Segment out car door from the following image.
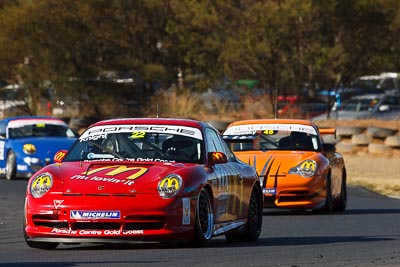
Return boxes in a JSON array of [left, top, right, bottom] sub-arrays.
[[204, 127, 245, 222]]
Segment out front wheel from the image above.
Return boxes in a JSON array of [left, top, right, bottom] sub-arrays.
[[6, 151, 16, 180], [192, 188, 213, 246], [226, 186, 263, 242]]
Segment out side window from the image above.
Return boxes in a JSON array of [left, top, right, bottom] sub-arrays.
[[380, 79, 395, 90], [382, 97, 400, 107], [205, 128, 224, 152], [0, 121, 6, 138], [205, 128, 235, 160]]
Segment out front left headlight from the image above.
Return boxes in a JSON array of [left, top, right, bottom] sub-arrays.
[[23, 143, 37, 154], [157, 174, 182, 198], [288, 159, 317, 178], [30, 173, 53, 198]]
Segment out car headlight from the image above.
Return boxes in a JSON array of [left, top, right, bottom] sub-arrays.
[[157, 174, 182, 198], [30, 173, 53, 198], [23, 143, 37, 154], [288, 159, 317, 178]]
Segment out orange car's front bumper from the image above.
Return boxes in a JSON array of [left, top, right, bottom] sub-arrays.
[[262, 174, 327, 209]]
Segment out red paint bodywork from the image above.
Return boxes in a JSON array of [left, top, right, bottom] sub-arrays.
[[24, 118, 260, 245]]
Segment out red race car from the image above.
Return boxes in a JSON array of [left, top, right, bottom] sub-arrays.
[[24, 118, 262, 249]]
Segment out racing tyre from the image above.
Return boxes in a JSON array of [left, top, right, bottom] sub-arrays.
[[192, 188, 213, 246], [6, 151, 16, 180], [334, 172, 347, 212], [225, 186, 262, 242]]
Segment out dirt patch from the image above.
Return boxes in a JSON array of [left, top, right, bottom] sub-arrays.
[[344, 154, 400, 197]]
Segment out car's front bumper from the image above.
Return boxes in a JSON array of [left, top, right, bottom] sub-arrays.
[[24, 193, 197, 243], [262, 174, 327, 209]]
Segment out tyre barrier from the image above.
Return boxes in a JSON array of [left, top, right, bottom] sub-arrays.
[[335, 142, 354, 154], [366, 126, 398, 139], [384, 136, 400, 148], [336, 126, 366, 138], [350, 134, 372, 146], [368, 143, 393, 155], [333, 125, 400, 157]]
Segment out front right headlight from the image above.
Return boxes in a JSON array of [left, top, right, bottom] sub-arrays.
[[23, 143, 36, 154], [288, 159, 317, 178], [157, 174, 182, 198], [30, 173, 53, 198]]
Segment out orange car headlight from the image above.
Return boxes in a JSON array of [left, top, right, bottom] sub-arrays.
[[23, 143, 37, 154], [288, 159, 317, 178]]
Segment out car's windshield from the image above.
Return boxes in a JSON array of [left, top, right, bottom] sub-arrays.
[[8, 119, 76, 138], [223, 124, 320, 152], [350, 78, 381, 90], [64, 124, 204, 164], [341, 97, 380, 112]]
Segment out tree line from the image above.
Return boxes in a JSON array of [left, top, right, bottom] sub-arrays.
[[0, 0, 399, 118]]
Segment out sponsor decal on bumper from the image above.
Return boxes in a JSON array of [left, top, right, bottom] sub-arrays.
[[51, 228, 144, 235], [70, 210, 121, 220], [263, 188, 276, 195]]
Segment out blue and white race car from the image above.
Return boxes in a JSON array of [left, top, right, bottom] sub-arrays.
[[0, 116, 77, 180]]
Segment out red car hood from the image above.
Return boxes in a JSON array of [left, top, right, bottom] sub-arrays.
[[235, 150, 316, 175], [56, 161, 189, 195]]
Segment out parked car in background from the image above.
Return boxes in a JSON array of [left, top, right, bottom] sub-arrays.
[[223, 119, 347, 213], [313, 93, 400, 121], [351, 72, 400, 93], [23, 118, 263, 249], [316, 72, 400, 111], [0, 116, 77, 180], [0, 84, 29, 118]]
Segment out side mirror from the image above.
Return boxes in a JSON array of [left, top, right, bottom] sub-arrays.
[[323, 143, 336, 153], [207, 152, 228, 166], [54, 150, 68, 163]]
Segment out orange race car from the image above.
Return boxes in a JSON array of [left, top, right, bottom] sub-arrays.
[[223, 119, 347, 213]]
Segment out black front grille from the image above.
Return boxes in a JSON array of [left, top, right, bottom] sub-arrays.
[[32, 214, 68, 228], [278, 195, 311, 202], [34, 221, 69, 228], [264, 196, 276, 203]]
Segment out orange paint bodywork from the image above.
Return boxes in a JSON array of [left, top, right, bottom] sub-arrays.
[[223, 119, 346, 211]]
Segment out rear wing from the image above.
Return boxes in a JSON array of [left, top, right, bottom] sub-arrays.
[[319, 128, 336, 137], [318, 128, 338, 144]]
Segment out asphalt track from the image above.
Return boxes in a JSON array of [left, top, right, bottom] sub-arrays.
[[1, 179, 400, 267]]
